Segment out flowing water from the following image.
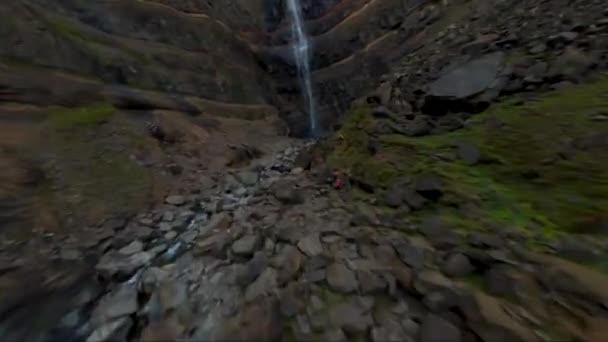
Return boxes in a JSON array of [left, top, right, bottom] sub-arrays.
[[285, 0, 318, 136]]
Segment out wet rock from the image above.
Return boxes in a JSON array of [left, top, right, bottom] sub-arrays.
[[245, 267, 278, 302], [96, 250, 153, 279], [414, 271, 453, 295], [141, 267, 172, 294], [297, 233, 323, 257], [273, 245, 304, 284], [329, 300, 374, 334], [165, 195, 186, 206], [118, 240, 144, 255], [92, 283, 138, 324], [140, 320, 181, 342], [162, 211, 175, 222], [384, 188, 404, 208], [423, 289, 460, 312], [280, 282, 308, 318], [232, 234, 261, 257], [357, 270, 387, 294], [323, 328, 347, 342], [157, 281, 188, 312], [351, 203, 380, 226], [272, 180, 303, 204], [404, 115, 433, 136], [413, 174, 443, 200], [403, 189, 428, 210], [418, 314, 462, 342], [194, 232, 230, 257], [164, 231, 178, 240], [457, 142, 481, 165], [401, 318, 420, 336], [372, 320, 412, 342], [326, 262, 358, 293], [441, 253, 474, 277], [548, 47, 597, 82], [237, 171, 259, 187], [86, 317, 132, 342], [547, 31, 579, 46], [218, 299, 282, 341], [423, 52, 505, 115], [395, 242, 427, 269]]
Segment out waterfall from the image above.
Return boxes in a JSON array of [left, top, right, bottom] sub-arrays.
[[285, 0, 318, 136]]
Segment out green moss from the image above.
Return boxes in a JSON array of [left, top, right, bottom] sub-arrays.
[[330, 76, 608, 237], [36, 104, 159, 228], [46, 16, 149, 63], [49, 103, 115, 129]]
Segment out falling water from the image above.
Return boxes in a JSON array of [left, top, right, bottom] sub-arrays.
[[285, 0, 318, 136]]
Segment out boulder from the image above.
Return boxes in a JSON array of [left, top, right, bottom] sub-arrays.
[[326, 263, 358, 293], [232, 234, 262, 257], [297, 233, 323, 257], [441, 253, 474, 277], [423, 52, 506, 115], [329, 300, 374, 334], [417, 314, 462, 342]]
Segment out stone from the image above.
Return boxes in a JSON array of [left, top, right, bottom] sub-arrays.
[[403, 189, 428, 210], [157, 281, 187, 312], [351, 203, 380, 226], [297, 233, 323, 257], [165, 195, 186, 206], [357, 270, 387, 294], [323, 328, 347, 342], [547, 31, 579, 46], [423, 290, 459, 312], [217, 299, 282, 341], [395, 242, 426, 269], [418, 314, 462, 342], [236, 252, 269, 286], [404, 116, 432, 137], [329, 300, 374, 334], [118, 240, 144, 255], [524, 62, 548, 84], [164, 231, 178, 240], [548, 47, 597, 82], [372, 320, 411, 342], [414, 271, 453, 295], [238, 171, 259, 187], [162, 211, 175, 222], [87, 317, 132, 342], [384, 188, 404, 208], [92, 283, 138, 324], [96, 251, 153, 279], [194, 232, 230, 257], [200, 212, 232, 235], [401, 318, 420, 336], [326, 263, 358, 293], [232, 234, 261, 256], [245, 267, 278, 302], [391, 260, 414, 290], [424, 52, 505, 114], [484, 265, 518, 297], [280, 283, 308, 317], [441, 253, 474, 277], [274, 245, 304, 284], [529, 43, 547, 54], [457, 142, 481, 165], [413, 174, 443, 200], [272, 180, 303, 204]]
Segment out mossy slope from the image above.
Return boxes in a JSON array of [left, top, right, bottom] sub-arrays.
[[328, 77, 608, 236]]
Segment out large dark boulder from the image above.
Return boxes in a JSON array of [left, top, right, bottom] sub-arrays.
[[422, 52, 508, 115]]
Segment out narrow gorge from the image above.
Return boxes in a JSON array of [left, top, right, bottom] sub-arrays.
[[1, 0, 608, 341]]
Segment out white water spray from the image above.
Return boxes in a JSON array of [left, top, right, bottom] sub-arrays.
[[285, 0, 318, 136]]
